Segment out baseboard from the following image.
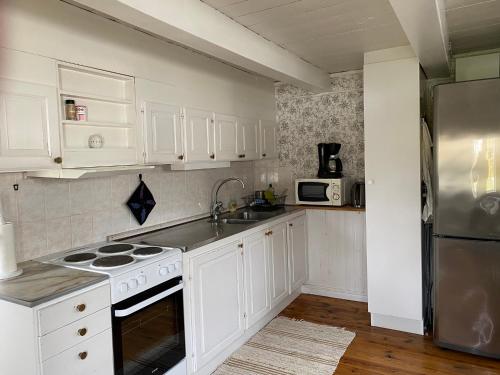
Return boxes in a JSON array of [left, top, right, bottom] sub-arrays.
[[193, 289, 302, 375], [371, 313, 424, 335], [301, 284, 368, 303]]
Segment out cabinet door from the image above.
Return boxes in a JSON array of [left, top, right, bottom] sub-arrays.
[[260, 120, 278, 159], [191, 241, 245, 370], [0, 78, 60, 170], [268, 222, 288, 308], [288, 215, 307, 292], [184, 107, 214, 162], [143, 102, 183, 164], [243, 231, 270, 328], [214, 113, 238, 161], [238, 118, 259, 160]]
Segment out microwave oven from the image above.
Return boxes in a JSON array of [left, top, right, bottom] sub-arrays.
[[295, 178, 351, 206]]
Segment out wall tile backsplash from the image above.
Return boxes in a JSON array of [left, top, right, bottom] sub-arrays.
[[1, 162, 254, 262], [256, 70, 365, 203]]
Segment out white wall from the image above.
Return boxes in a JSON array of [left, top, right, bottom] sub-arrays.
[[363, 46, 423, 334]]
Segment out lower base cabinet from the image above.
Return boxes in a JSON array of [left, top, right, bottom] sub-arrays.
[[185, 212, 307, 374], [268, 222, 289, 309], [190, 241, 245, 370], [244, 231, 270, 328], [305, 209, 367, 301]]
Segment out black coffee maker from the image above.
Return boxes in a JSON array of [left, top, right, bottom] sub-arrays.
[[317, 143, 343, 178]]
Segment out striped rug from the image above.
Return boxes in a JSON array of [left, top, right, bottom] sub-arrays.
[[213, 317, 355, 375]]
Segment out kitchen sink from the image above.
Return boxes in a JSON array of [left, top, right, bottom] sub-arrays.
[[220, 210, 277, 224]]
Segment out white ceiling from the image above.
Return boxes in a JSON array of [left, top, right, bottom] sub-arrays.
[[445, 0, 500, 53], [201, 0, 409, 73]]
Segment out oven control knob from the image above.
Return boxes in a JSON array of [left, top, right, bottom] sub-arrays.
[[159, 267, 168, 276], [168, 264, 175, 273], [120, 282, 128, 293], [128, 278, 138, 289], [174, 261, 181, 270], [138, 275, 147, 285]]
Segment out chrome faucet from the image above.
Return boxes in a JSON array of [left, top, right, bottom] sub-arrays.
[[210, 177, 245, 222]]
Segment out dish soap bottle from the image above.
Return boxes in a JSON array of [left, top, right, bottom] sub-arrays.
[[264, 184, 275, 203]]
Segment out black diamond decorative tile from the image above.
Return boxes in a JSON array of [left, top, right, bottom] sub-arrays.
[[127, 176, 156, 225]]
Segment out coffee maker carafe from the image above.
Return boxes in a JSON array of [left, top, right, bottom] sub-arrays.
[[317, 143, 343, 178]]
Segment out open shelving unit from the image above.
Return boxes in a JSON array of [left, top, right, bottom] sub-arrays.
[[57, 62, 138, 168]]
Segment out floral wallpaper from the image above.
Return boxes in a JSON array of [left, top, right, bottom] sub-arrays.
[[254, 70, 365, 203], [276, 70, 364, 180]]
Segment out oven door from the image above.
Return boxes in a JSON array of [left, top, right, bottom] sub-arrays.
[[112, 276, 185, 375], [296, 181, 332, 205]]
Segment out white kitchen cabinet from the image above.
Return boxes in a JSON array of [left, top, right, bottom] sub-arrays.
[[287, 214, 307, 292], [0, 281, 112, 375], [243, 230, 270, 328], [237, 118, 260, 160], [260, 120, 278, 159], [184, 107, 215, 162], [304, 209, 367, 302], [57, 62, 138, 168], [143, 102, 184, 163], [214, 113, 238, 161], [190, 241, 245, 371], [0, 78, 61, 171], [268, 222, 288, 308], [135, 78, 184, 164]]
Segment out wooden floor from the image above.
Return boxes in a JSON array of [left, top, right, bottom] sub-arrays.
[[279, 294, 500, 375]]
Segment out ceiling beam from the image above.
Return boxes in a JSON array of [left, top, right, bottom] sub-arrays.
[[389, 0, 450, 77], [68, 0, 331, 90]]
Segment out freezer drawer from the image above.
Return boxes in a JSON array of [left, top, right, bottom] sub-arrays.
[[434, 237, 500, 358]]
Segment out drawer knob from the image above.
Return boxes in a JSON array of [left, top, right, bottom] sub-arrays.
[[178, 154, 184, 160], [78, 328, 87, 337], [210, 153, 215, 159], [75, 304, 86, 312], [289, 223, 293, 227], [79, 351, 88, 360]]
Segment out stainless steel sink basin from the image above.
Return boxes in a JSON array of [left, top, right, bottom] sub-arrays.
[[222, 218, 259, 224], [220, 210, 276, 224]]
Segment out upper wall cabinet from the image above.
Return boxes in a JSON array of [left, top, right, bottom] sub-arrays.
[[0, 78, 61, 171], [135, 78, 183, 164], [238, 118, 260, 160], [57, 63, 138, 168], [260, 120, 278, 159], [214, 113, 238, 161], [184, 107, 215, 162]]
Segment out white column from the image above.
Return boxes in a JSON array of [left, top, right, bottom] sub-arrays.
[[363, 46, 423, 335]]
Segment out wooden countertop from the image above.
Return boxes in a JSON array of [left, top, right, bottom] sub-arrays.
[[294, 205, 365, 212]]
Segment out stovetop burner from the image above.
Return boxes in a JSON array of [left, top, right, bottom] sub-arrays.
[[64, 252, 97, 263], [133, 246, 164, 258], [91, 255, 135, 269], [97, 244, 134, 254]]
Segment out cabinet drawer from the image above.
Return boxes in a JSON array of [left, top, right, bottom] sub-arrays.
[[38, 284, 110, 335], [42, 329, 113, 375], [40, 307, 111, 361]]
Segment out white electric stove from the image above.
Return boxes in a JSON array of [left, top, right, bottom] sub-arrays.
[[44, 242, 183, 304]]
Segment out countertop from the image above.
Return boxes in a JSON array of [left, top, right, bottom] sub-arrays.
[[0, 261, 108, 307], [122, 206, 304, 252]]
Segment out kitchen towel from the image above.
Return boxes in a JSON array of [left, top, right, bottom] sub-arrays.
[[127, 174, 156, 225]]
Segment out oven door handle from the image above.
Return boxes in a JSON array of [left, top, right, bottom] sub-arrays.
[[114, 282, 183, 318]]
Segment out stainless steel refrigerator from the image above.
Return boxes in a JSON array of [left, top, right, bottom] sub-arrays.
[[433, 78, 500, 358]]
